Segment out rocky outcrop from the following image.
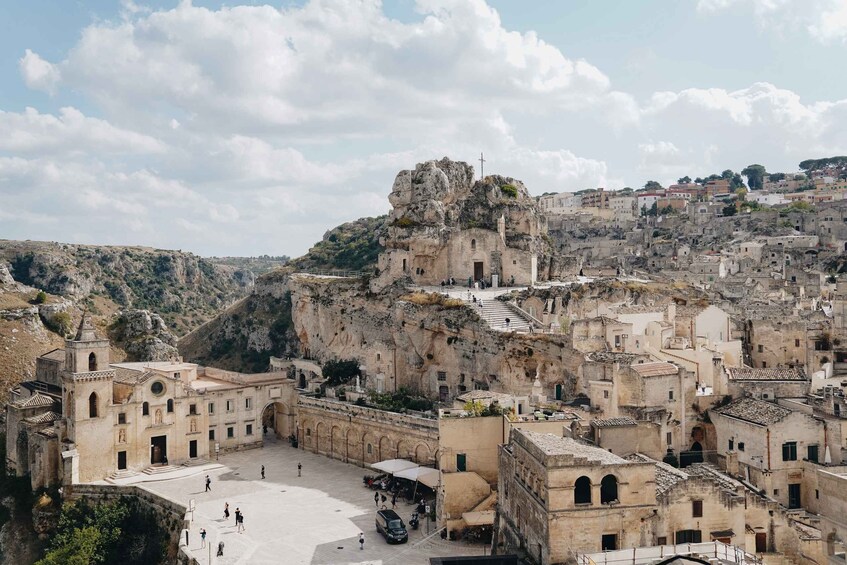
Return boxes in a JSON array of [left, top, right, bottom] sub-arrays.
[[375, 158, 564, 288], [0, 240, 253, 334], [178, 270, 299, 372], [109, 310, 180, 362], [289, 216, 387, 274]]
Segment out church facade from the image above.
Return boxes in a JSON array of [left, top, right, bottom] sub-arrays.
[[5, 314, 296, 487]]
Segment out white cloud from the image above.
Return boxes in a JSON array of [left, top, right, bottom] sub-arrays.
[[4, 1, 847, 256], [0, 107, 165, 155], [18, 49, 60, 94], [698, 0, 847, 42]]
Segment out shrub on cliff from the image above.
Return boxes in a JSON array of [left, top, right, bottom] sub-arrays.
[[37, 497, 167, 565]]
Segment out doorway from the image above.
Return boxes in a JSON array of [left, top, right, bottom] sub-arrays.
[[117, 451, 127, 470], [150, 435, 167, 465], [456, 453, 466, 472], [555, 384, 563, 401], [474, 262, 484, 281], [788, 483, 801, 509], [189, 440, 197, 459], [755, 532, 767, 553], [601, 534, 618, 551]]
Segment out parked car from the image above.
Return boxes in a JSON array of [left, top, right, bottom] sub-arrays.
[[376, 509, 408, 544]]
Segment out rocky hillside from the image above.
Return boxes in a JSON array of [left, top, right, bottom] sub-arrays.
[[288, 215, 387, 274], [178, 270, 299, 373], [0, 240, 253, 334]]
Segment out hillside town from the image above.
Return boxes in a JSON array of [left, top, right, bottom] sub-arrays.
[[4, 157, 847, 565]]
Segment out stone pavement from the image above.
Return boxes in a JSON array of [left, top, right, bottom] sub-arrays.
[[139, 435, 489, 564]]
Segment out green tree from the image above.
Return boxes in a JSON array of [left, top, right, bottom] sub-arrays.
[[38, 527, 101, 565], [741, 164, 767, 190], [643, 180, 663, 191], [34, 290, 47, 304], [648, 202, 658, 217], [322, 359, 361, 387], [677, 176, 691, 184], [722, 204, 737, 216]]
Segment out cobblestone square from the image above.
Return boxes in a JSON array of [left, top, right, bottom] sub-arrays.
[[140, 436, 488, 564]]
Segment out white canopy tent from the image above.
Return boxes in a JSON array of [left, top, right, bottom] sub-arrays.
[[394, 466, 440, 489], [370, 459, 418, 474]]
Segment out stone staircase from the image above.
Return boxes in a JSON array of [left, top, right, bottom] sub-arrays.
[[106, 469, 139, 483], [181, 458, 210, 467], [466, 298, 532, 332], [143, 465, 178, 475]]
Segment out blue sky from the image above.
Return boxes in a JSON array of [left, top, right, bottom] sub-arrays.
[[1, 0, 846, 256]]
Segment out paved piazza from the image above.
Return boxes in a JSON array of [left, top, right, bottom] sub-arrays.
[[139, 436, 489, 564]]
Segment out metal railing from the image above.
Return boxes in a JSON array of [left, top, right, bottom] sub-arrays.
[[577, 542, 762, 565], [292, 269, 367, 279]]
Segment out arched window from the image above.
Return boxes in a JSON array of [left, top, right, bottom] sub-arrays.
[[88, 352, 97, 371], [600, 475, 618, 504], [471, 239, 476, 251], [88, 392, 98, 418], [574, 476, 592, 504], [167, 399, 174, 413], [142, 402, 149, 416]]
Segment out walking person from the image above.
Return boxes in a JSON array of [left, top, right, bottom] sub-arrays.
[[391, 492, 397, 509], [359, 533, 365, 550], [205, 475, 211, 492], [217, 541, 224, 557], [200, 528, 206, 548], [234, 507, 241, 527], [224, 502, 230, 520], [374, 492, 379, 507], [380, 493, 387, 506], [261, 465, 265, 479], [237, 511, 245, 533], [298, 462, 302, 477]]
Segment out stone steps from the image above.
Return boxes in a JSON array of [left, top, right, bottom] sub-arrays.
[[106, 469, 139, 483], [465, 299, 532, 332], [143, 465, 178, 475], [182, 458, 210, 467]]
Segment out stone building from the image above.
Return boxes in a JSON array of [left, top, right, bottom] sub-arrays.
[[5, 314, 296, 486], [497, 428, 658, 564], [711, 397, 824, 510], [721, 366, 810, 400], [374, 158, 561, 289]]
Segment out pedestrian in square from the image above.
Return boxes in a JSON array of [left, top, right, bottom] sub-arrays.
[[224, 502, 230, 519], [205, 475, 211, 492], [235, 507, 241, 526], [359, 533, 364, 550], [217, 541, 224, 556], [298, 462, 302, 477], [391, 493, 397, 509], [261, 465, 265, 479], [237, 511, 245, 533], [373, 492, 379, 507], [380, 493, 387, 505], [200, 528, 206, 548]]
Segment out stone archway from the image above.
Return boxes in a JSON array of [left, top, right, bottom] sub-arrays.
[[362, 432, 378, 466], [315, 422, 326, 455], [331, 426, 344, 461], [261, 401, 293, 441], [414, 443, 432, 464], [378, 436, 393, 461], [345, 428, 357, 464]]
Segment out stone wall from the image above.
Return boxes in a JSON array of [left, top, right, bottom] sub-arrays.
[[296, 396, 438, 466]]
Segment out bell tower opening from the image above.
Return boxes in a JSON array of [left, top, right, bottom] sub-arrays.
[[88, 352, 97, 372]]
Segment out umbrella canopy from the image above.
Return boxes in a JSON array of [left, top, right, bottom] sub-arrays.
[[394, 466, 440, 488], [462, 510, 495, 526], [370, 459, 418, 474]]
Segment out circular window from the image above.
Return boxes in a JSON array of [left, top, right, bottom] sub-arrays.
[[151, 381, 165, 396]]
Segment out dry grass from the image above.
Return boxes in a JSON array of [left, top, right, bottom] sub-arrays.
[[400, 292, 465, 308], [0, 292, 31, 310]]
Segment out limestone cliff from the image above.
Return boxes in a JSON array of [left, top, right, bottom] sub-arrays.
[[108, 310, 180, 362], [289, 274, 585, 399], [0, 240, 252, 334], [178, 270, 299, 372]]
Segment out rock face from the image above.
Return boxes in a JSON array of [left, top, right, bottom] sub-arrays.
[[289, 274, 585, 398], [178, 270, 299, 372], [110, 310, 180, 362], [0, 240, 252, 334], [375, 158, 561, 289]]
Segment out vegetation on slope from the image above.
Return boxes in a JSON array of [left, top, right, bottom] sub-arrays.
[[288, 216, 387, 273]]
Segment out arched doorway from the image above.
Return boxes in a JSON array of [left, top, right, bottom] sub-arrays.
[[261, 401, 292, 443]]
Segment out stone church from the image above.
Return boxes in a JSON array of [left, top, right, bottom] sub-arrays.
[[374, 158, 569, 289], [5, 314, 296, 487]]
